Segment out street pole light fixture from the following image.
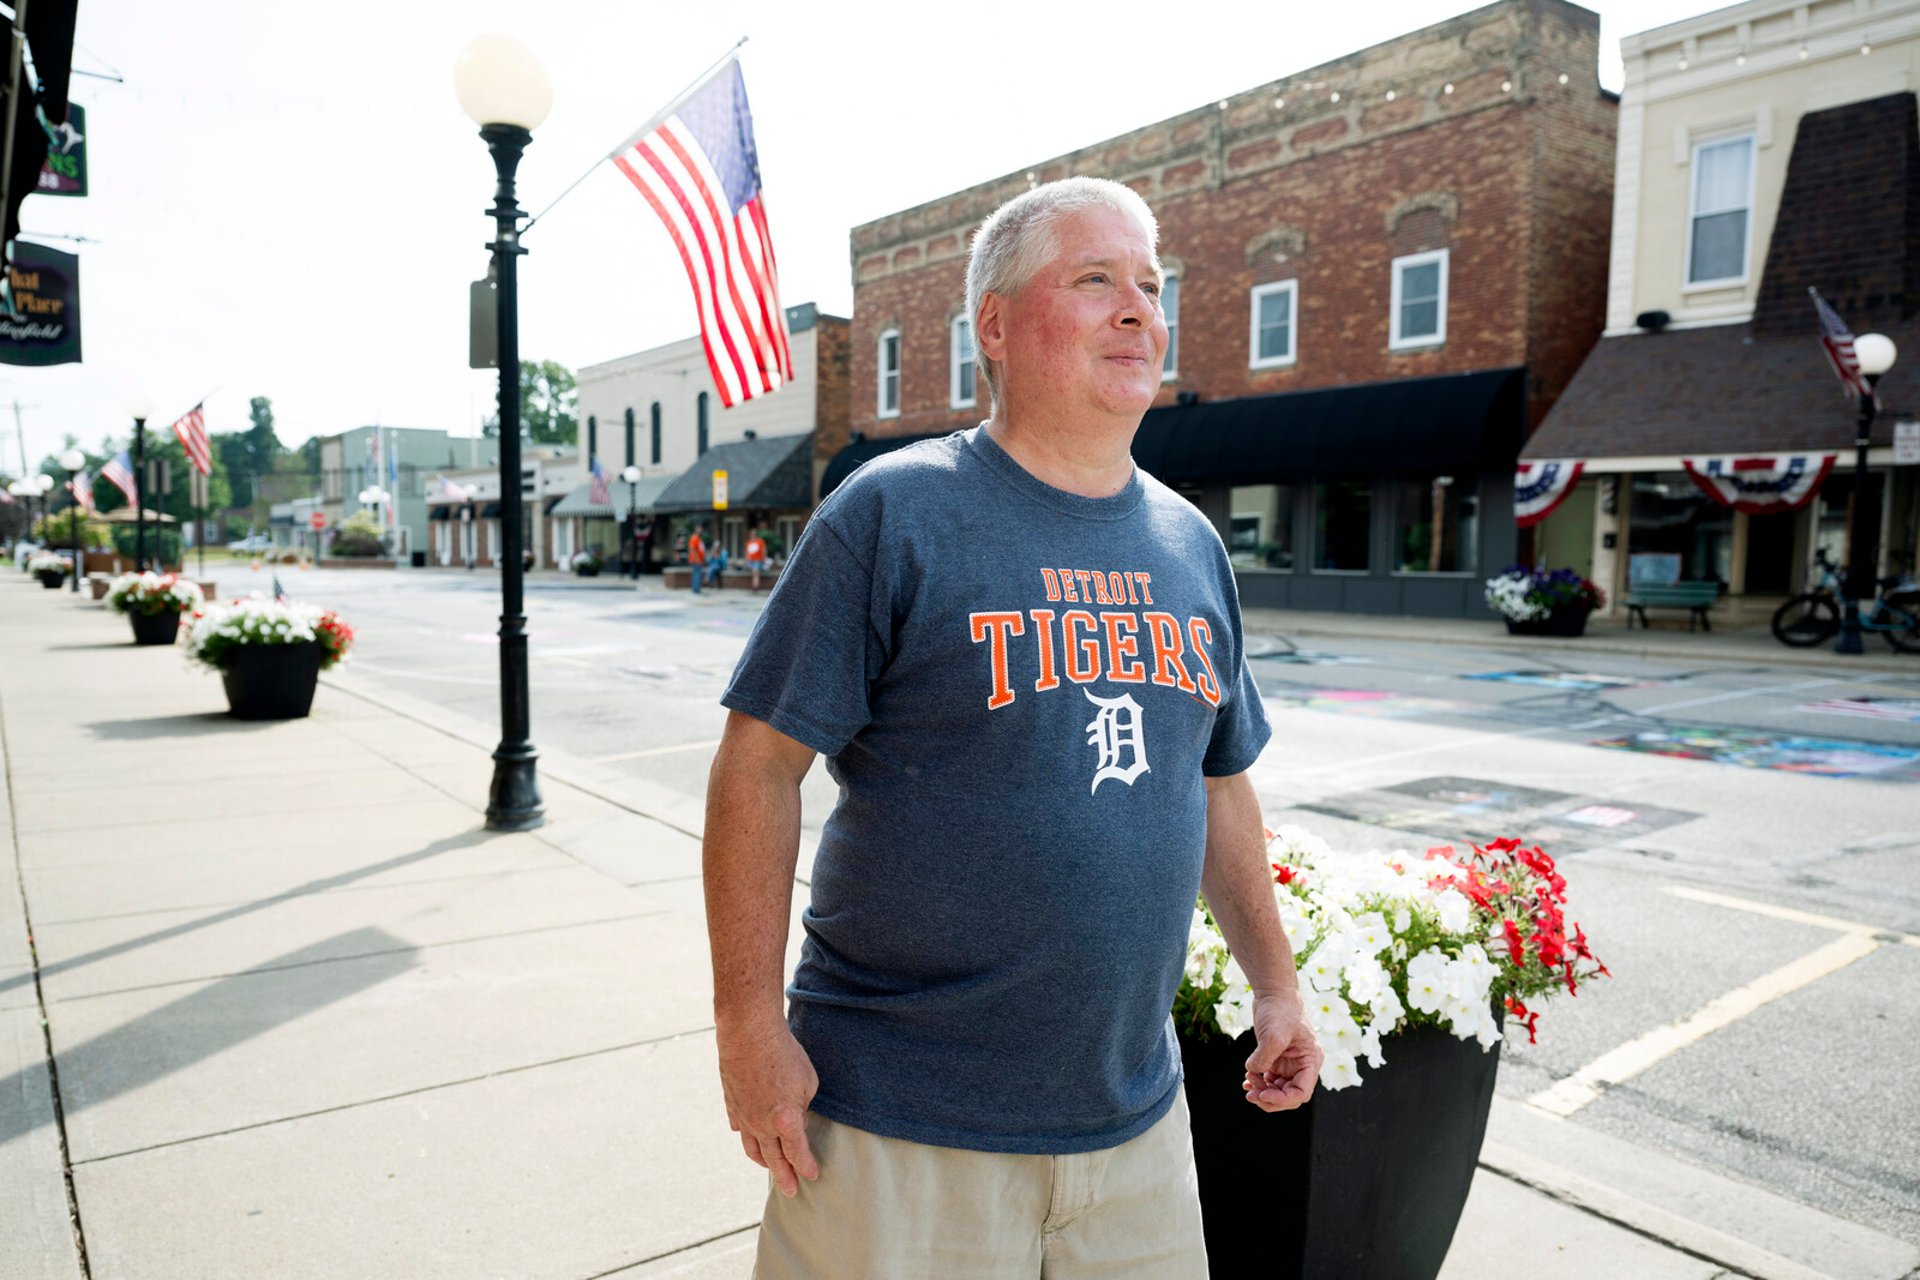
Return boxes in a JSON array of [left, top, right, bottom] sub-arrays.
[[127, 394, 153, 572], [34, 474, 54, 545], [59, 447, 84, 592], [1834, 333, 1897, 654], [621, 465, 641, 580], [456, 33, 551, 832]]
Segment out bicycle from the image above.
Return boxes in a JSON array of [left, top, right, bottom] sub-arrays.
[[1771, 548, 1920, 652]]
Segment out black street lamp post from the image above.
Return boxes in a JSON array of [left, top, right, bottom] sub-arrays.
[[456, 35, 551, 832], [127, 398, 152, 572], [59, 448, 85, 592], [1835, 334, 1897, 655]]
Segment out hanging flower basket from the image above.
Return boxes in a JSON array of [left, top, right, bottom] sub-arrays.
[[1485, 566, 1604, 636], [1177, 826, 1606, 1279], [106, 572, 204, 645], [184, 595, 355, 720]]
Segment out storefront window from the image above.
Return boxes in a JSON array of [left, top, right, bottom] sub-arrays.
[[1314, 480, 1371, 572], [1229, 485, 1294, 570], [1394, 475, 1478, 573], [1629, 472, 1730, 585]]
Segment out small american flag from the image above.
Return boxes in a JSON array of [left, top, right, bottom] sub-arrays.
[[172, 403, 212, 476], [1810, 288, 1879, 408], [272, 574, 288, 603], [68, 470, 97, 514], [614, 58, 792, 409], [588, 457, 611, 507], [102, 450, 138, 507], [437, 474, 472, 503]]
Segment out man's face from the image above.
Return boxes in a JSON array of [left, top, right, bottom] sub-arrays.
[[992, 205, 1168, 421]]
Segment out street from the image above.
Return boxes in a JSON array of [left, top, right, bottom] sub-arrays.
[[216, 562, 1920, 1248]]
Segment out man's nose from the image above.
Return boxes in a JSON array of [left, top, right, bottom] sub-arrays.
[[1115, 282, 1151, 326]]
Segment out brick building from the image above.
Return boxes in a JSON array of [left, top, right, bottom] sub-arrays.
[[834, 0, 1617, 616], [1522, 0, 1920, 623]]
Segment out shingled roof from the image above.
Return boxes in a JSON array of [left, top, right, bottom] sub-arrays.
[[1527, 91, 1920, 462]]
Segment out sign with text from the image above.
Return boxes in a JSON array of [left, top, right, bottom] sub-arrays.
[[309, 511, 327, 530], [0, 241, 80, 366], [36, 104, 87, 197], [1895, 420, 1920, 466], [711, 468, 729, 510]]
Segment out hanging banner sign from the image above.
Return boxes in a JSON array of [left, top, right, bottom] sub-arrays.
[[36, 104, 87, 197], [1513, 460, 1584, 527], [1682, 454, 1836, 513], [0, 241, 81, 366], [711, 469, 729, 511]]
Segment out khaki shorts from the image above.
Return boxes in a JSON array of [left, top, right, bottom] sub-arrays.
[[753, 1091, 1208, 1280]]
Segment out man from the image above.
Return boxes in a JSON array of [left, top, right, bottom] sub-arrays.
[[703, 177, 1320, 1279], [744, 526, 769, 592], [687, 522, 709, 594]]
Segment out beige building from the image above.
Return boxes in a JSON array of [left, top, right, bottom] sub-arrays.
[[1526, 0, 1920, 621]]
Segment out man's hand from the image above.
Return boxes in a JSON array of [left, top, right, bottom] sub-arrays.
[[718, 1019, 821, 1196], [1240, 990, 1322, 1112]]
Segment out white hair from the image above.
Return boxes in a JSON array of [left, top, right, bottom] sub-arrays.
[[964, 176, 1161, 408]]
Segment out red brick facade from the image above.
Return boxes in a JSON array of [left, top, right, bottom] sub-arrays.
[[849, 0, 1615, 442]]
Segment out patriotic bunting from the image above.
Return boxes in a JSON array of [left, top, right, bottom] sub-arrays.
[[1513, 460, 1584, 527], [1682, 454, 1836, 513]]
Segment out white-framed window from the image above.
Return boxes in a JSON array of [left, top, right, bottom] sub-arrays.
[[950, 316, 976, 408], [1390, 249, 1448, 349], [1162, 272, 1180, 380], [1248, 280, 1297, 369], [877, 328, 901, 418], [1686, 134, 1754, 288]]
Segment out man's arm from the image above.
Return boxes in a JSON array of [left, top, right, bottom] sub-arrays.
[[703, 708, 822, 1195], [1199, 770, 1323, 1112]]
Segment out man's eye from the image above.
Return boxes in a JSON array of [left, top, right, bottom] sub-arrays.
[[1141, 282, 1160, 297], [1083, 274, 1108, 285]]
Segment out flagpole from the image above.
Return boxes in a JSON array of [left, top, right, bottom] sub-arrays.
[[521, 36, 747, 237]]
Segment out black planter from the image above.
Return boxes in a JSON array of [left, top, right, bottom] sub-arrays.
[[1180, 1015, 1501, 1280], [128, 609, 182, 645], [1504, 607, 1589, 637], [36, 570, 65, 589], [574, 563, 601, 577], [220, 641, 325, 720]]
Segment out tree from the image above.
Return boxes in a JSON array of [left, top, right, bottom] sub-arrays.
[[482, 359, 578, 445], [214, 396, 285, 510]]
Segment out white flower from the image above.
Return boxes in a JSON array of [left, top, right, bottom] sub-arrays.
[[1433, 888, 1472, 934], [1320, 1052, 1362, 1091], [1344, 956, 1388, 1006], [1348, 912, 1390, 956], [1406, 948, 1449, 1015]]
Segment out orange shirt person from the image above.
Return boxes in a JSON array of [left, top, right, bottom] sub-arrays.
[[745, 532, 769, 591], [688, 527, 709, 594]]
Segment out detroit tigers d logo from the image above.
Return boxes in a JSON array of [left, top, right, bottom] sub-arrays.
[[1084, 689, 1150, 794]]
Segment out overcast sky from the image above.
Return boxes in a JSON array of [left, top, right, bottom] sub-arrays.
[[4, 0, 1686, 474]]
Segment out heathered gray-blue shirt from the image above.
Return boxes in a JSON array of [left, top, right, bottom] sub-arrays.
[[720, 425, 1272, 1155]]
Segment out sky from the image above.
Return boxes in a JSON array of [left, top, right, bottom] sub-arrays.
[[3, 0, 1689, 475]]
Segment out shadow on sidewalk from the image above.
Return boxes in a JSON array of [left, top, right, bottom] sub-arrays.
[[0, 832, 493, 1005], [0, 927, 417, 1152], [84, 712, 272, 739], [44, 642, 154, 652]]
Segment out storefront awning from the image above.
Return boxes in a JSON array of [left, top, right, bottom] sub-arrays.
[[1130, 367, 1525, 484], [551, 473, 672, 518], [653, 431, 814, 514], [1522, 324, 1919, 470]]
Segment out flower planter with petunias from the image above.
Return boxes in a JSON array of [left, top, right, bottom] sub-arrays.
[[28, 551, 70, 588], [1484, 565, 1606, 637], [184, 596, 355, 720], [105, 572, 205, 645], [1177, 825, 1606, 1280]]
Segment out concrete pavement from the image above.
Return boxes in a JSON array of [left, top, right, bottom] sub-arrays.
[[3, 573, 1915, 1279]]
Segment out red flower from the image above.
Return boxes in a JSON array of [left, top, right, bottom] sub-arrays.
[[1502, 919, 1527, 965]]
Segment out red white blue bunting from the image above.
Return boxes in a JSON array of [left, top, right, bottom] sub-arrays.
[[1681, 454, 1836, 513], [1514, 460, 1585, 527]]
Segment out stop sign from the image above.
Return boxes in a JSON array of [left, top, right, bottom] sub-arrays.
[[308, 511, 326, 530]]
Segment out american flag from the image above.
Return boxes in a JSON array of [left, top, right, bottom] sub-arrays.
[[68, 469, 97, 514], [172, 403, 211, 476], [1810, 288, 1880, 408], [437, 474, 473, 503], [588, 456, 611, 507], [102, 450, 138, 507], [614, 59, 792, 409]]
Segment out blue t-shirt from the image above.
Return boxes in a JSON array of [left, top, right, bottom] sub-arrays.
[[720, 426, 1271, 1155]]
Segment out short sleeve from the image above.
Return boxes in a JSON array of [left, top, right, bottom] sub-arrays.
[[1202, 652, 1271, 778], [721, 516, 887, 756]]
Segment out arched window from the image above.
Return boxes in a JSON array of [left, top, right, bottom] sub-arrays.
[[650, 402, 662, 465], [697, 392, 710, 456]]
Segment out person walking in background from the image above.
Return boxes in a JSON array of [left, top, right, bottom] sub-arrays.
[[702, 176, 1318, 1279], [687, 523, 709, 594], [744, 527, 769, 592]]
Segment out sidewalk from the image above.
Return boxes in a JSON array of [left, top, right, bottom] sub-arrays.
[[3, 577, 1915, 1279]]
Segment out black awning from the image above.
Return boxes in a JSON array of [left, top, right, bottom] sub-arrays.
[[428, 506, 454, 522], [819, 432, 950, 499], [1131, 367, 1527, 484], [477, 500, 501, 518]]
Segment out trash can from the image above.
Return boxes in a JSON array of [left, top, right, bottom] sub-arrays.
[[410, 550, 427, 568]]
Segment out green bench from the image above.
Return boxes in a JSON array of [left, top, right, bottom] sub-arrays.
[[1624, 581, 1721, 631]]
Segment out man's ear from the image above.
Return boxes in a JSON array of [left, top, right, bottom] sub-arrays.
[[974, 295, 1007, 369]]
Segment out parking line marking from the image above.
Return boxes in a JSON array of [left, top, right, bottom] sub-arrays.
[[1663, 884, 1920, 947], [1526, 931, 1881, 1118], [589, 740, 722, 765]]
